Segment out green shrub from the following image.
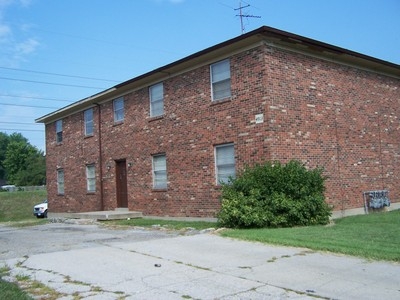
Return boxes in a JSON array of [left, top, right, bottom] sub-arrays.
[[217, 160, 331, 228]]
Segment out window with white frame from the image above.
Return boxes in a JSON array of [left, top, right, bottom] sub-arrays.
[[152, 154, 167, 189], [57, 169, 64, 194], [211, 59, 231, 101], [215, 143, 235, 184], [113, 97, 124, 123], [86, 164, 96, 192], [84, 108, 93, 136], [150, 82, 164, 117], [55, 119, 63, 143]]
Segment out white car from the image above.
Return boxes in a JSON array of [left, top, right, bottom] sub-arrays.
[[1, 185, 16, 192], [33, 199, 48, 218]]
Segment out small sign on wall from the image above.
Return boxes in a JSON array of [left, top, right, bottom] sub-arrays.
[[255, 113, 264, 124]]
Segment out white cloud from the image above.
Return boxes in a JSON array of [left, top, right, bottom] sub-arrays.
[[0, 23, 10, 40], [0, 0, 39, 66], [0, 0, 13, 9], [18, 0, 32, 8], [152, 0, 185, 4], [0, 0, 31, 9], [15, 37, 39, 54]]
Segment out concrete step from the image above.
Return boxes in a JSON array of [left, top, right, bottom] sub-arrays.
[[49, 211, 143, 221], [115, 208, 129, 212]]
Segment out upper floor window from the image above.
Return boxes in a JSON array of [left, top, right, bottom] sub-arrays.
[[150, 82, 164, 117], [211, 59, 231, 101], [55, 120, 63, 143], [84, 108, 93, 136], [113, 97, 124, 123], [152, 154, 167, 189], [86, 164, 96, 192], [215, 143, 235, 184], [57, 169, 64, 194]]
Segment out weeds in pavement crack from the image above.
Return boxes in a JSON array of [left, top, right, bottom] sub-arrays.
[[64, 275, 91, 286]]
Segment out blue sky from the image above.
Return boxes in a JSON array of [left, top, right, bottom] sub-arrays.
[[1, 0, 399, 151]]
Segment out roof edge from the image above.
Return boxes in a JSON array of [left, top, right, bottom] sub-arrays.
[[36, 26, 399, 124], [35, 87, 116, 123]]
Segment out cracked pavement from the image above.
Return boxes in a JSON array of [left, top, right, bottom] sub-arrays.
[[1, 221, 399, 299]]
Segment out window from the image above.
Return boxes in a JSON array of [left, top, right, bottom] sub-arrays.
[[57, 169, 64, 194], [113, 97, 124, 123], [215, 144, 235, 184], [150, 82, 164, 117], [211, 59, 231, 101], [152, 154, 167, 189], [84, 108, 93, 136], [86, 164, 96, 192], [55, 120, 63, 143]]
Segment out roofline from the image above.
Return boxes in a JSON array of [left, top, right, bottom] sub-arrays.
[[116, 26, 400, 88], [35, 87, 116, 123], [258, 26, 399, 69], [36, 25, 399, 124]]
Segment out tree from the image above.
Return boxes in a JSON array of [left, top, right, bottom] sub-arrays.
[[0, 132, 9, 180], [0, 132, 28, 180], [9, 132, 29, 144], [2, 133, 46, 186], [14, 151, 46, 186]]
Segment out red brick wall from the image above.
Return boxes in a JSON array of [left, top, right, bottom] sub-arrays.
[[45, 107, 101, 213], [262, 46, 399, 211], [45, 43, 400, 217]]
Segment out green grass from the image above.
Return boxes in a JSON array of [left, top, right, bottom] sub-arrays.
[[103, 218, 218, 231], [0, 279, 34, 300], [220, 210, 400, 262], [0, 193, 398, 299], [0, 266, 33, 300], [0, 190, 47, 224], [1, 190, 399, 262]]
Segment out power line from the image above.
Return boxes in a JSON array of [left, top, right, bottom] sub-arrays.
[[0, 94, 74, 103], [0, 76, 107, 89], [34, 28, 183, 56], [0, 115, 36, 119], [0, 128, 44, 132], [0, 121, 42, 126], [0, 66, 121, 83], [0, 102, 59, 109]]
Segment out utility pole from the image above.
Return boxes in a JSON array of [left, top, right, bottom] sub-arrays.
[[234, 1, 261, 34]]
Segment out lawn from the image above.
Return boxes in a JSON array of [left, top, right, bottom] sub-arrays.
[[0, 190, 47, 225], [1, 191, 399, 297], [104, 218, 218, 231], [0, 266, 33, 300], [0, 279, 33, 300], [1, 190, 399, 262], [220, 209, 400, 262]]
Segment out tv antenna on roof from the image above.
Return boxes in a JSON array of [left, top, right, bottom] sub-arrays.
[[234, 1, 261, 34]]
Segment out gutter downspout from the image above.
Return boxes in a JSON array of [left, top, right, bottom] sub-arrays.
[[96, 103, 104, 211]]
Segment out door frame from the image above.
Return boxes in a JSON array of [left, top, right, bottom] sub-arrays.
[[115, 159, 128, 208]]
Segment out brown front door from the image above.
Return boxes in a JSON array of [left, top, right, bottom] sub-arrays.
[[115, 160, 128, 208]]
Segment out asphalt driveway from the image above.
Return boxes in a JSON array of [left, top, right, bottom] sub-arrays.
[[1, 221, 399, 299]]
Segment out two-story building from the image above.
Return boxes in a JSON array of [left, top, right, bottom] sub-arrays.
[[36, 26, 400, 218]]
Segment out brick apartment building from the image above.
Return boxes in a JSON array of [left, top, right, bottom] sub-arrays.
[[36, 26, 400, 218]]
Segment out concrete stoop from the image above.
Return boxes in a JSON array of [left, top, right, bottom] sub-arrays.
[[49, 209, 143, 221]]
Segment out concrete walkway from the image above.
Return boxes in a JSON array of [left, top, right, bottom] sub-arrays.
[[49, 211, 218, 222], [49, 210, 143, 221], [2, 226, 399, 299]]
